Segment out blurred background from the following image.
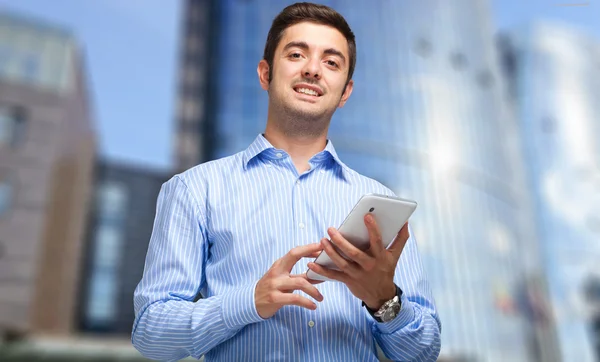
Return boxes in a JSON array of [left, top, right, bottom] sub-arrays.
[[0, 0, 599, 361]]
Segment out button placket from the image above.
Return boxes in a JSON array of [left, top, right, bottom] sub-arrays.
[[291, 173, 307, 277]]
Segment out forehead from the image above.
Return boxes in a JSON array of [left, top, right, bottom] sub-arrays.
[[277, 22, 348, 56]]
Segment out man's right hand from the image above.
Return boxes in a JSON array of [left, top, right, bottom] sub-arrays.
[[255, 243, 325, 319]]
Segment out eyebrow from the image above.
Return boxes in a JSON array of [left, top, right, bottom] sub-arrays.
[[282, 41, 347, 65]]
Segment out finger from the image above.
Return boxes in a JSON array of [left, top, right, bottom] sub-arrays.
[[388, 222, 410, 259], [290, 273, 325, 285], [307, 262, 347, 283], [305, 250, 322, 259], [278, 277, 324, 302], [327, 228, 374, 269], [275, 293, 318, 311], [321, 238, 360, 277], [364, 214, 385, 257], [277, 242, 323, 272]]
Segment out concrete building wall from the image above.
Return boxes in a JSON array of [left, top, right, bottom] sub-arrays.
[[0, 12, 96, 337]]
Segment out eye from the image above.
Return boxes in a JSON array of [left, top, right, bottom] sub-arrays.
[[326, 60, 339, 68], [289, 52, 302, 59]]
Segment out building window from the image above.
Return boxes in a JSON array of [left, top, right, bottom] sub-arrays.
[[179, 97, 200, 121], [0, 106, 26, 148], [186, 34, 201, 54], [414, 37, 432, 58], [0, 179, 13, 217], [0, 45, 9, 75], [22, 54, 40, 82], [184, 65, 201, 86], [476, 70, 493, 89], [450, 51, 467, 70], [86, 271, 118, 323], [85, 181, 129, 327], [97, 182, 128, 222]]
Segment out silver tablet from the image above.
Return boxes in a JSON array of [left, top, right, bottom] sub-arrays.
[[306, 193, 417, 282]]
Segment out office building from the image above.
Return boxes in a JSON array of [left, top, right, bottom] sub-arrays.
[[174, 1, 556, 360], [77, 159, 170, 335], [500, 22, 600, 362], [584, 275, 600, 359], [0, 11, 96, 337], [174, 0, 214, 172], [0, 10, 96, 338]]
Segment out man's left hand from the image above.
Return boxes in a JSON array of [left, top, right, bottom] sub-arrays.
[[307, 214, 409, 310]]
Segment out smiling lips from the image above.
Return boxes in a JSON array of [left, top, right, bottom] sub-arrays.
[[293, 84, 323, 97]]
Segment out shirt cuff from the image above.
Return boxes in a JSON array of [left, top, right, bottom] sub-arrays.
[[373, 294, 416, 334], [221, 280, 266, 330]]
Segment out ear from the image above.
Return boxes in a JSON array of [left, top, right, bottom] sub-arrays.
[[257, 60, 270, 91], [338, 79, 354, 108]]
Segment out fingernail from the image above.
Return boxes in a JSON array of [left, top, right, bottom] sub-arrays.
[[366, 215, 373, 223]]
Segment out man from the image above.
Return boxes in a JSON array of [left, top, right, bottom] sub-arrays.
[[132, 2, 441, 361]]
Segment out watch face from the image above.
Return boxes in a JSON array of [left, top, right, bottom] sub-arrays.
[[382, 303, 401, 322]]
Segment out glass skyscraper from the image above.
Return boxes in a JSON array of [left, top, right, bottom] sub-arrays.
[[175, 1, 555, 360], [502, 22, 600, 362]]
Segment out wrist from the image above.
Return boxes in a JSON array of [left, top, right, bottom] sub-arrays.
[[221, 281, 265, 330], [364, 282, 397, 310]]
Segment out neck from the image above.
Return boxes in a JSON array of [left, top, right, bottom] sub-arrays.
[[263, 121, 328, 174]]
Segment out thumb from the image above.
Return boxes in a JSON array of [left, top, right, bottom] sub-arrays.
[[388, 223, 410, 259]]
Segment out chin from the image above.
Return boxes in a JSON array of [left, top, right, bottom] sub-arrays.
[[288, 105, 328, 120]]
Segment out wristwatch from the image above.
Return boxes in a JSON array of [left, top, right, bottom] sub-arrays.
[[362, 284, 403, 323]]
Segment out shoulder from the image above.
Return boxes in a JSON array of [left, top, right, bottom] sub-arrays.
[[162, 152, 245, 201], [176, 152, 243, 187], [343, 165, 397, 197]]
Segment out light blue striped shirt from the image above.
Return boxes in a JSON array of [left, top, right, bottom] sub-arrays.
[[132, 134, 441, 361]]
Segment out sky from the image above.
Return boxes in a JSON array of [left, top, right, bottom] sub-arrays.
[[0, 0, 598, 171], [0, 0, 182, 171]]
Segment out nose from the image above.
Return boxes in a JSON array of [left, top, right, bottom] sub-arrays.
[[302, 58, 321, 80]]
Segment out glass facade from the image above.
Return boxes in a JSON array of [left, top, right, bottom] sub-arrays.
[[505, 22, 600, 362], [0, 105, 26, 148], [0, 179, 12, 217], [84, 181, 128, 328], [192, 0, 546, 360], [78, 161, 170, 335], [174, 0, 212, 170], [0, 12, 75, 92], [0, 107, 12, 146]]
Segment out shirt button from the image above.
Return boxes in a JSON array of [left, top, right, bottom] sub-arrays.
[[266, 163, 272, 168], [308, 320, 315, 328], [298, 222, 305, 229], [276, 152, 283, 158], [320, 169, 325, 174]]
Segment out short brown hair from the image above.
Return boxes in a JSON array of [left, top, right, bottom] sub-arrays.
[[263, 2, 356, 85]]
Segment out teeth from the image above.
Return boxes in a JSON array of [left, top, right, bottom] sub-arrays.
[[296, 87, 319, 96]]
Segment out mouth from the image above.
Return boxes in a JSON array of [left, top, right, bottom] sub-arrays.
[[293, 85, 323, 98]]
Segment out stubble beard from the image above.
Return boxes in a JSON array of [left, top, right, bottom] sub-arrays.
[[270, 89, 338, 139]]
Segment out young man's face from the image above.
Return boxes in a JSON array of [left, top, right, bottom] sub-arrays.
[[258, 21, 354, 123]]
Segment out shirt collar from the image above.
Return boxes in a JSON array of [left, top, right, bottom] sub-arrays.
[[242, 133, 351, 177]]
